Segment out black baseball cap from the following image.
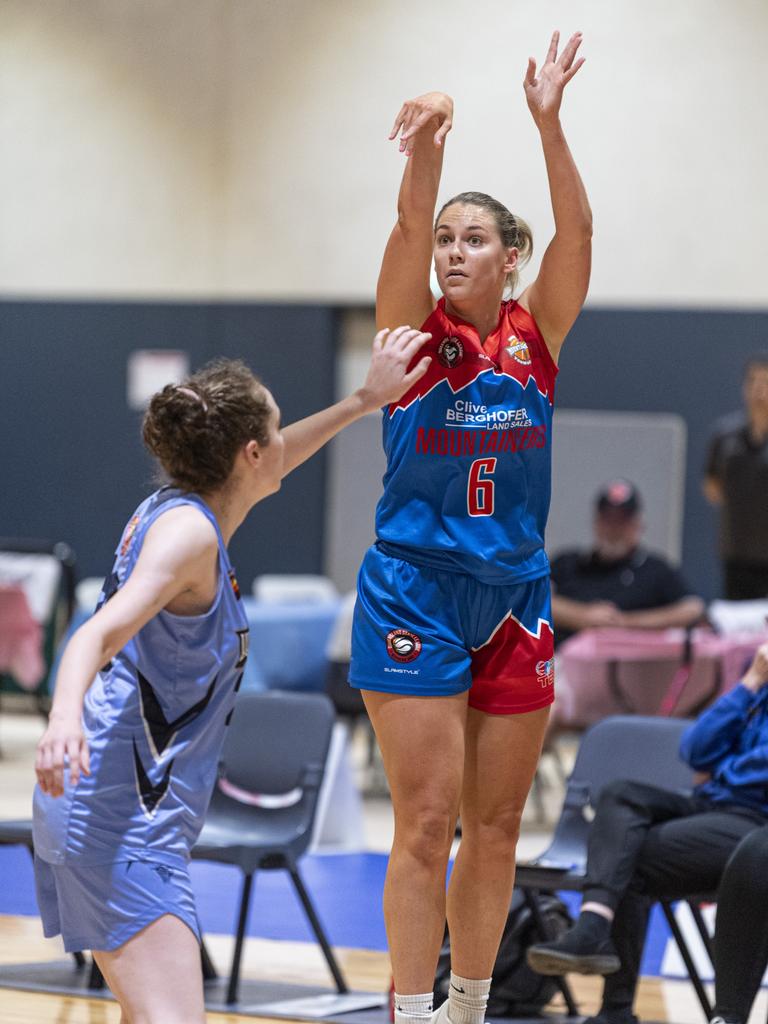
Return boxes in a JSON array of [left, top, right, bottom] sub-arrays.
[[595, 479, 642, 517]]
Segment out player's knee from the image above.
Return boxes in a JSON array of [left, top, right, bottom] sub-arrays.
[[397, 805, 456, 866], [462, 803, 524, 853]]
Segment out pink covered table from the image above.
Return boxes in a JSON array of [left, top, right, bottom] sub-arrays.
[[555, 627, 767, 729]]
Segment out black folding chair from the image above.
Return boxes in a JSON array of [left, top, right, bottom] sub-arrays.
[[192, 689, 348, 1005], [517, 715, 716, 1019]]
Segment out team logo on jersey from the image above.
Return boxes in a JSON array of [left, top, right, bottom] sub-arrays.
[[536, 658, 555, 688], [120, 515, 141, 556], [228, 569, 241, 600], [505, 335, 531, 365], [386, 628, 422, 663], [438, 336, 464, 368]]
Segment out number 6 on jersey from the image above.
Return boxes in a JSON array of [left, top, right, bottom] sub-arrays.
[[467, 457, 497, 516]]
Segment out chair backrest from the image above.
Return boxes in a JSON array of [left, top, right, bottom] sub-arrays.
[[221, 689, 336, 797], [537, 715, 695, 871], [569, 714, 694, 800]]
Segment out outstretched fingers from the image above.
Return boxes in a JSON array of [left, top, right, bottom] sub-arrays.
[[545, 29, 560, 64], [563, 56, 586, 84], [524, 57, 537, 87], [391, 328, 432, 356], [558, 31, 583, 72], [402, 355, 433, 387], [434, 115, 452, 147], [399, 107, 443, 154], [389, 103, 409, 140]]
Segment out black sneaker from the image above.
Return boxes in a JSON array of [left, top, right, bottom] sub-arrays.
[[709, 1017, 744, 1024], [526, 925, 621, 976]]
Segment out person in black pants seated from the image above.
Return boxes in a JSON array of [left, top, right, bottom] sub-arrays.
[[526, 643, 768, 1024], [710, 823, 768, 1024]]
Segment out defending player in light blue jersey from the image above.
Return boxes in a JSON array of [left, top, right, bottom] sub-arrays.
[[33, 332, 429, 1024], [350, 30, 592, 1024]]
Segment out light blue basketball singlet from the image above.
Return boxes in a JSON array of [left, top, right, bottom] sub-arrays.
[[33, 488, 250, 870]]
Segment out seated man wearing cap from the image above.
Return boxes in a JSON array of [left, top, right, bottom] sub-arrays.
[[550, 480, 704, 648]]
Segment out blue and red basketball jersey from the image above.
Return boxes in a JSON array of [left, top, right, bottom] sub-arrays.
[[376, 298, 557, 583]]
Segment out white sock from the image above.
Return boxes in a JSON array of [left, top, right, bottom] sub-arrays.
[[447, 972, 491, 1024], [394, 991, 434, 1024]]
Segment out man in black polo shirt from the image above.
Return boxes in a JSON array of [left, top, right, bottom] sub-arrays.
[[550, 480, 704, 647], [704, 354, 768, 600]]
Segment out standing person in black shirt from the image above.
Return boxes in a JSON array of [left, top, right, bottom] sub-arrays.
[[704, 354, 768, 600], [550, 480, 704, 648]]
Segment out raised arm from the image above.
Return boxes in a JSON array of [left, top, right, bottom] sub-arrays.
[[518, 31, 592, 359], [376, 92, 453, 331], [280, 326, 431, 477], [36, 508, 218, 796]]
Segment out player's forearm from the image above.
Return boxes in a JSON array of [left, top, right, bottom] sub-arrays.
[[538, 120, 592, 244], [620, 597, 704, 630], [397, 119, 445, 227], [49, 623, 113, 723], [280, 390, 375, 477]]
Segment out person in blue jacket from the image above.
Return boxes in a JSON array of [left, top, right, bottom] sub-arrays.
[[526, 643, 768, 1024]]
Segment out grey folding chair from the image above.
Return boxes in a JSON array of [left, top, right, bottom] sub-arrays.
[[192, 689, 348, 1005], [517, 715, 717, 1019]]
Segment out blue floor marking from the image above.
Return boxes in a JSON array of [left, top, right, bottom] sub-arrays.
[[0, 844, 675, 969]]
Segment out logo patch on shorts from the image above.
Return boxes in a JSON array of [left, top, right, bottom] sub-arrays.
[[438, 336, 464, 368], [536, 658, 554, 688], [386, 628, 423, 663]]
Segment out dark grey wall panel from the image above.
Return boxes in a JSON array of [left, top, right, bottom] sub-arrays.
[[0, 301, 337, 589]]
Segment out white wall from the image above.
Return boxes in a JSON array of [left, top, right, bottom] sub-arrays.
[[2, 0, 768, 307]]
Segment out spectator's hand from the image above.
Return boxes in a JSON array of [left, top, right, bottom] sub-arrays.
[[389, 92, 453, 156], [583, 601, 624, 628], [36, 713, 90, 797], [742, 643, 768, 692]]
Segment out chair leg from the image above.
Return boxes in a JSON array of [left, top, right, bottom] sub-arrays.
[[289, 865, 348, 993], [73, 950, 86, 968], [660, 901, 712, 1020], [87, 956, 105, 990], [227, 872, 254, 1005], [521, 887, 580, 1017], [688, 899, 714, 960], [200, 937, 218, 981]]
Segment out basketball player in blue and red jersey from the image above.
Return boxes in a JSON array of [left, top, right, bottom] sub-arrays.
[[350, 31, 592, 1024], [33, 331, 430, 1024]]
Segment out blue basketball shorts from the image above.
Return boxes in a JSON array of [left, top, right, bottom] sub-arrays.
[[34, 854, 200, 953], [349, 544, 555, 714]]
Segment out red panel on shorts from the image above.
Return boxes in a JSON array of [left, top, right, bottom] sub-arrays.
[[470, 614, 555, 715]]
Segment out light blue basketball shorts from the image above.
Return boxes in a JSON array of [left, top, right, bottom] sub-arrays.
[[34, 854, 200, 953]]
